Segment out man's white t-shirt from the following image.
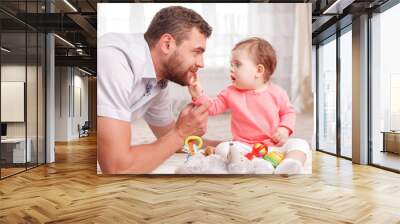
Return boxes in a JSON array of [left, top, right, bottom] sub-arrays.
[[97, 33, 173, 127]]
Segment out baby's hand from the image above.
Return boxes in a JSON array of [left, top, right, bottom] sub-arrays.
[[188, 73, 203, 99], [272, 127, 290, 147]]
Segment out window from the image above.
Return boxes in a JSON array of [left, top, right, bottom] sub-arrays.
[[0, 1, 46, 179], [339, 28, 352, 158], [317, 36, 337, 154], [370, 2, 400, 171]]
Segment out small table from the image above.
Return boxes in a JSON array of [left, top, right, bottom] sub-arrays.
[[381, 131, 400, 154], [1, 138, 32, 164]]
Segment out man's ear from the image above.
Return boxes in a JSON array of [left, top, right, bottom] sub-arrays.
[[159, 33, 176, 55], [255, 64, 265, 79]]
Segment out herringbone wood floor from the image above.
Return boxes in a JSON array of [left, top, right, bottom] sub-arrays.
[[1, 135, 400, 224]]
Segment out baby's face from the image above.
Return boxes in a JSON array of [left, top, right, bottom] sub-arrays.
[[230, 48, 259, 90]]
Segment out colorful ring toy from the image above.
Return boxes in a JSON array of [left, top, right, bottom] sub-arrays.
[[184, 136, 203, 156], [184, 136, 203, 149]]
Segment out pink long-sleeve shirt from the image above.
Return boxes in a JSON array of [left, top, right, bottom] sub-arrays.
[[193, 83, 296, 147]]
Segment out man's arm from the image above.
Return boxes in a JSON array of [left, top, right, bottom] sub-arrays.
[[98, 117, 184, 174], [149, 121, 220, 147], [148, 121, 175, 139], [98, 102, 210, 174]]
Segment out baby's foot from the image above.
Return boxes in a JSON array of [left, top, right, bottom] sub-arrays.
[[274, 158, 304, 175], [252, 158, 274, 174]]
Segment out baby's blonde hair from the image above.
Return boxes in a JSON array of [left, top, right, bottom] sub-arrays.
[[233, 37, 277, 81]]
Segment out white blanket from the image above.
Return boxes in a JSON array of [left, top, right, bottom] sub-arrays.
[[175, 138, 312, 174]]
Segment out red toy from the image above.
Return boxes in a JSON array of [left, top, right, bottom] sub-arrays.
[[245, 143, 268, 160]]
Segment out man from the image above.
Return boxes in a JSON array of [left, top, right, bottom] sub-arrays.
[[97, 6, 217, 174]]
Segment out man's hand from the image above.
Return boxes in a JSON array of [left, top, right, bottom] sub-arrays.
[[272, 127, 290, 147], [175, 101, 210, 138], [188, 73, 203, 98]]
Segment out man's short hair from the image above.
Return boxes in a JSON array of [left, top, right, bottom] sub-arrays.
[[233, 37, 277, 81], [144, 6, 212, 48]]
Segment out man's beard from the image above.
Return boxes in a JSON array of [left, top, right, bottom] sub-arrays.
[[164, 51, 193, 86]]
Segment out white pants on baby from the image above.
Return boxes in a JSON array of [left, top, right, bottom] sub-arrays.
[[215, 138, 310, 161]]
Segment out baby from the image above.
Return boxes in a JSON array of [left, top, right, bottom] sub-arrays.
[[187, 37, 309, 174]]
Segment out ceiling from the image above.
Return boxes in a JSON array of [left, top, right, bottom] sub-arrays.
[[0, 0, 393, 74]]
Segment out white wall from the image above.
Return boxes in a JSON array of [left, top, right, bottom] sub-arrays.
[[55, 66, 70, 141], [71, 72, 89, 138], [55, 67, 89, 141]]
